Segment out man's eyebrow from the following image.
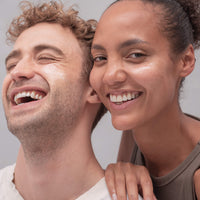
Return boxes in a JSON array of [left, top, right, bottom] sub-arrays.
[[5, 50, 21, 65], [34, 44, 65, 56]]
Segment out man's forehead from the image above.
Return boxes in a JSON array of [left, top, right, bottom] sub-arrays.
[[11, 24, 81, 55], [14, 23, 79, 48]]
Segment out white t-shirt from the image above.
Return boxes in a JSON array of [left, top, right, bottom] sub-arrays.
[[0, 164, 143, 200], [0, 164, 23, 200]]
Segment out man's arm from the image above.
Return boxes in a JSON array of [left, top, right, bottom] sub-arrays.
[[194, 169, 200, 199]]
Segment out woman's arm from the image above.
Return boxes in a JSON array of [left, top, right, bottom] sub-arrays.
[[105, 131, 156, 200], [194, 169, 200, 199], [117, 130, 135, 162]]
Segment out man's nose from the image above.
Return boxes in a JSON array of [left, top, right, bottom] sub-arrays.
[[10, 59, 35, 82]]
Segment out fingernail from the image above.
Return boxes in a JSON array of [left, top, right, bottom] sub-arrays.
[[112, 193, 117, 200]]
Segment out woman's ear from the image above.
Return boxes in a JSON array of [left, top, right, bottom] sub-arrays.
[[87, 87, 101, 104], [179, 44, 195, 78]]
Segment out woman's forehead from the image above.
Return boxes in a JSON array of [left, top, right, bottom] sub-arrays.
[[95, 0, 165, 45]]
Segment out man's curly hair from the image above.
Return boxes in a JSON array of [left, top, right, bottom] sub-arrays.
[[7, 0, 107, 131], [7, 0, 96, 79]]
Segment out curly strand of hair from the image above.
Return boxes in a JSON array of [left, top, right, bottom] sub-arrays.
[[177, 0, 200, 49]]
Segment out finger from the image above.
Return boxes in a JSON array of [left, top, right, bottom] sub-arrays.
[[136, 166, 155, 200], [105, 164, 118, 200], [125, 174, 139, 200], [115, 173, 127, 200], [114, 163, 127, 200], [124, 163, 142, 200]]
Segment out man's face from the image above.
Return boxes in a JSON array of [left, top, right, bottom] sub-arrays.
[[3, 23, 88, 138]]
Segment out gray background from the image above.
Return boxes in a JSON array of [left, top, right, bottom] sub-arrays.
[[0, 0, 200, 169]]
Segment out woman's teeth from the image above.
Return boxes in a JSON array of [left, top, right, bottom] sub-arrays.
[[110, 92, 140, 104]]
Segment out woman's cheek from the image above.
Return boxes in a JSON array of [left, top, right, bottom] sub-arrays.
[[90, 68, 100, 91]]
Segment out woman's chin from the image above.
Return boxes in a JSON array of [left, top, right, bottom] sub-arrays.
[[112, 118, 134, 131]]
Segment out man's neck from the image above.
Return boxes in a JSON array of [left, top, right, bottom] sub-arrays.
[[14, 133, 104, 200]]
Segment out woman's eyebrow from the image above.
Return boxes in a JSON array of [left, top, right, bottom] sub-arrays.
[[91, 44, 106, 51], [118, 39, 148, 50], [91, 38, 148, 52]]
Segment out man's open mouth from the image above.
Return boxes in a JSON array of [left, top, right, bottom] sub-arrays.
[[13, 91, 46, 105]]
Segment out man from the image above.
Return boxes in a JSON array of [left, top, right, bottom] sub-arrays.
[[0, 1, 109, 199]]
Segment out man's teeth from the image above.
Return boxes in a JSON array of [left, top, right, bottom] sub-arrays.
[[14, 91, 43, 105], [110, 92, 139, 103]]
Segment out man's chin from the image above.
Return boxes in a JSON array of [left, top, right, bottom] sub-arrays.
[[7, 119, 43, 137]]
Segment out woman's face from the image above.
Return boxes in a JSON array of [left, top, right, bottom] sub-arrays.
[[90, 1, 183, 130]]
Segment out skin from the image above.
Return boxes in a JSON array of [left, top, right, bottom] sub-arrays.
[[90, 1, 200, 199], [2, 22, 104, 200], [3, 23, 86, 151], [194, 170, 200, 199]]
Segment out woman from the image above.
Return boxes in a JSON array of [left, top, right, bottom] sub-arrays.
[[90, 0, 200, 199]]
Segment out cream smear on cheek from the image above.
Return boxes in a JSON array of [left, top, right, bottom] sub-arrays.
[[41, 63, 66, 81]]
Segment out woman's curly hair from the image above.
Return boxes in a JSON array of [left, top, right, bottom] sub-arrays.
[[113, 0, 200, 53]]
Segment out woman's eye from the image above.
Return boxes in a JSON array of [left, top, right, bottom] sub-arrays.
[[93, 56, 107, 62], [129, 52, 145, 58]]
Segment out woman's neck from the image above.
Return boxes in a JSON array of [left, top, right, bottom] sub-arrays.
[[132, 112, 200, 177]]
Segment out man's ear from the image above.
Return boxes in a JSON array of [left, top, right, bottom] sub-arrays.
[[87, 87, 101, 104], [179, 44, 195, 78]]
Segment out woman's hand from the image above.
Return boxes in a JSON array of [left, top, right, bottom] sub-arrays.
[[105, 162, 156, 200]]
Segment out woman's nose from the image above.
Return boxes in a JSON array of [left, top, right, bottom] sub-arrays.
[[102, 60, 127, 87]]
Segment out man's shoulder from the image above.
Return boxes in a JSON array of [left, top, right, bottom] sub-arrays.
[[0, 164, 23, 200], [76, 177, 143, 200], [0, 164, 15, 182], [76, 177, 112, 200]]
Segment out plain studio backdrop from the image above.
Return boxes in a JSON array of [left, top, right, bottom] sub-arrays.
[[0, 0, 200, 169]]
